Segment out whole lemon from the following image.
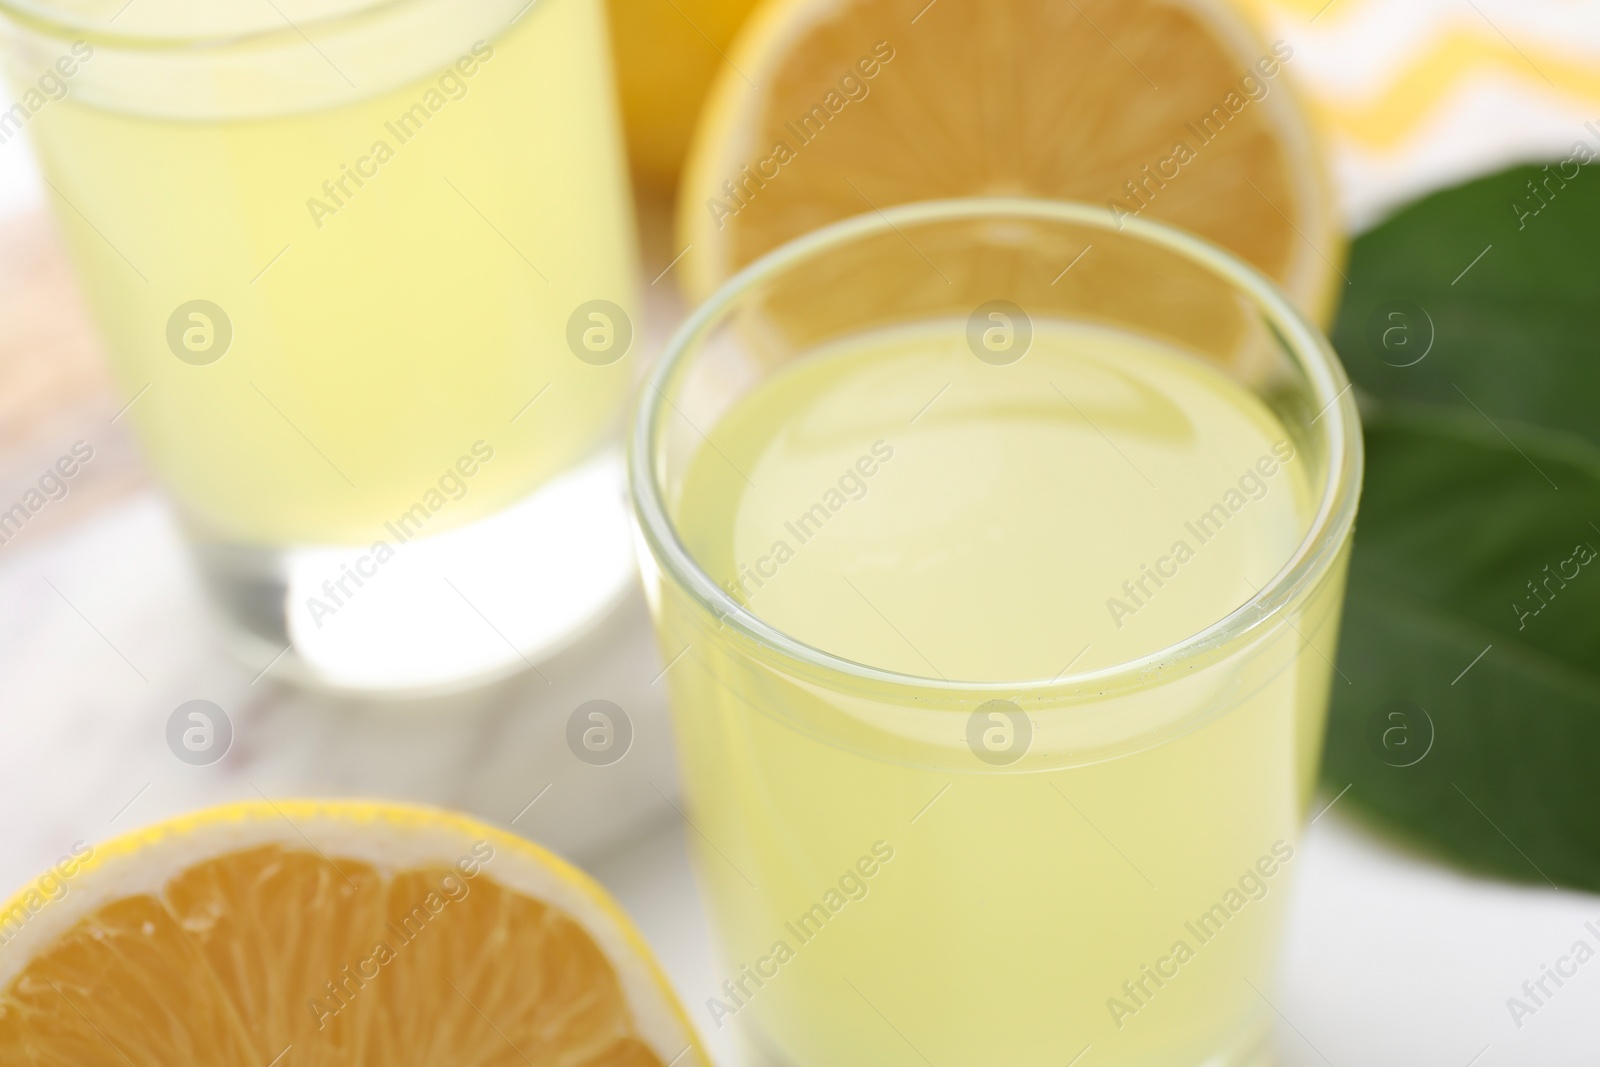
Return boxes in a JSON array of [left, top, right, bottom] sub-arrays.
[[607, 0, 761, 189]]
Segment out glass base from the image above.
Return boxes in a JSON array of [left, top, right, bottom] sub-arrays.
[[195, 452, 635, 696]]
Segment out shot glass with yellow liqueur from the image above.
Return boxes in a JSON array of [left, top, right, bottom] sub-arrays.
[[0, 0, 637, 692], [630, 199, 1361, 1066]]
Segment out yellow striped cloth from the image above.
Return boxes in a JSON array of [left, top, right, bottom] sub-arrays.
[[1237, 0, 1600, 224]]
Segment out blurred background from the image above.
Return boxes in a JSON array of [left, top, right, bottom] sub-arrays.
[[2, 0, 1599, 1062]]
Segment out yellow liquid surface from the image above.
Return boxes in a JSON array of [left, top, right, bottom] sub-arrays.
[[25, 0, 635, 544], [679, 322, 1312, 678], [661, 323, 1342, 1066]]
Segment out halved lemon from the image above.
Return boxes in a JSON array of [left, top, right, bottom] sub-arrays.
[[0, 800, 706, 1066], [678, 0, 1341, 321]]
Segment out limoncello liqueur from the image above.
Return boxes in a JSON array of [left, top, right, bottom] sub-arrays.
[[662, 320, 1335, 1066], [21, 0, 635, 545]]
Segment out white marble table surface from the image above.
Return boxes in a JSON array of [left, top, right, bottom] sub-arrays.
[[4, 7, 1600, 1064]]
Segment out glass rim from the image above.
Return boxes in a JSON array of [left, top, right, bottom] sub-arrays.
[[0, 0, 419, 47], [629, 196, 1363, 699]]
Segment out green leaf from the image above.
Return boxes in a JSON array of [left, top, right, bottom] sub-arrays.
[[1330, 160, 1600, 451], [1323, 408, 1600, 890]]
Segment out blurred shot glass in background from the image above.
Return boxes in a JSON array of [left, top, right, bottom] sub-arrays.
[[0, 0, 638, 694], [630, 199, 1362, 1066]]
